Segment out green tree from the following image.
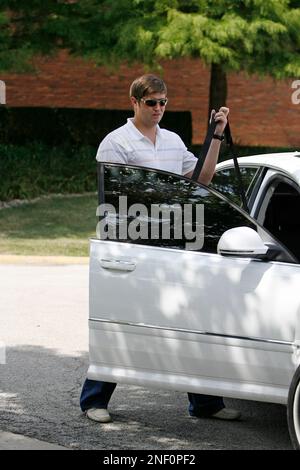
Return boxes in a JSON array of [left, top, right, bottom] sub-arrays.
[[1, 0, 300, 120]]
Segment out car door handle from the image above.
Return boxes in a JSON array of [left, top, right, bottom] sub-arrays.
[[99, 258, 136, 272]]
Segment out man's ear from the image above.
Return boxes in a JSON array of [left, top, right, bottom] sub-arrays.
[[130, 96, 138, 107]]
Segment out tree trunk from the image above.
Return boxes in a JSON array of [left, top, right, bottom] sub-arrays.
[[208, 63, 227, 127]]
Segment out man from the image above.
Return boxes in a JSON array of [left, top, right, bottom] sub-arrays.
[[80, 74, 241, 424]]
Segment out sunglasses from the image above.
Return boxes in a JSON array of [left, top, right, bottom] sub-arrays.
[[140, 98, 168, 107]]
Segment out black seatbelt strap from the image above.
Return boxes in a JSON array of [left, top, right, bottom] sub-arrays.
[[224, 121, 249, 213], [191, 116, 249, 213], [191, 118, 217, 182]]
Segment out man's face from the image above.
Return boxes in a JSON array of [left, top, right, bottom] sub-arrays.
[[131, 93, 167, 127]]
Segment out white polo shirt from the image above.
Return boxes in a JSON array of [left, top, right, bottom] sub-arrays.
[[96, 118, 197, 176]]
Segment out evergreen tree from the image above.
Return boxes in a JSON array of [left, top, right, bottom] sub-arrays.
[[1, 0, 300, 118]]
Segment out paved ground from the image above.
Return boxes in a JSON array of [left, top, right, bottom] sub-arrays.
[[0, 431, 68, 450], [0, 258, 293, 450]]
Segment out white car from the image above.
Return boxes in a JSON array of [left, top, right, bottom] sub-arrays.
[[88, 155, 300, 449], [214, 151, 300, 261]]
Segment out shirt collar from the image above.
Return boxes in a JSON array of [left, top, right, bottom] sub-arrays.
[[127, 118, 161, 140]]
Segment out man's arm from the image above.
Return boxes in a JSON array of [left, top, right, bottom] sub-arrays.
[[185, 107, 229, 185]]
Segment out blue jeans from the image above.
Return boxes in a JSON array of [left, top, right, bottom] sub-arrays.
[[80, 379, 224, 417]]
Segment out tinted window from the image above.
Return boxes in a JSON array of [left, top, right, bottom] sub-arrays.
[[261, 180, 300, 261], [98, 164, 256, 254], [212, 166, 260, 206]]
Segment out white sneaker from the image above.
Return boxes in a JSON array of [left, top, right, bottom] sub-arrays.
[[212, 408, 241, 421], [86, 408, 112, 423]]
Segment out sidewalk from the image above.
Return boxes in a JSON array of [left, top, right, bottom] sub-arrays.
[[0, 255, 84, 450], [0, 255, 89, 265], [0, 431, 68, 450]]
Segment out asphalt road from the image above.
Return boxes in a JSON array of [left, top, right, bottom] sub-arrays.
[[0, 262, 293, 450]]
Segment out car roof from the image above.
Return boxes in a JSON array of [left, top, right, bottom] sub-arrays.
[[216, 151, 300, 186]]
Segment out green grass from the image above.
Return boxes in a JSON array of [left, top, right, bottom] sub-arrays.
[[0, 193, 99, 256]]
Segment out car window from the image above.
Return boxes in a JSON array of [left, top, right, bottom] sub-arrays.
[[98, 163, 257, 254], [257, 178, 300, 261], [212, 166, 261, 207]]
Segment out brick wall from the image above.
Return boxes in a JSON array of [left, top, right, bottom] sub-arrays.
[[1, 50, 299, 147]]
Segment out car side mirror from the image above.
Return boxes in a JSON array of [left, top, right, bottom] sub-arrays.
[[217, 227, 269, 259]]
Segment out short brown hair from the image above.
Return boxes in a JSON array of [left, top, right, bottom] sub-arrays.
[[129, 74, 167, 100]]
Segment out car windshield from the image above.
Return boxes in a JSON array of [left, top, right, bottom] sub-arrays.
[[212, 166, 260, 206]]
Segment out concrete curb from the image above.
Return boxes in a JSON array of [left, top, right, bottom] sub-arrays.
[[0, 255, 89, 265], [0, 431, 69, 450]]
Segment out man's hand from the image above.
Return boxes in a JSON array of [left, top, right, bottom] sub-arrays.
[[210, 107, 229, 135]]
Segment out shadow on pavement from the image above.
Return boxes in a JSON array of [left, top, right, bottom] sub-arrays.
[[0, 345, 292, 450]]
